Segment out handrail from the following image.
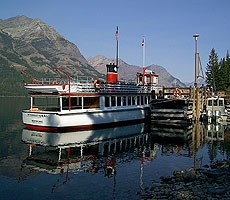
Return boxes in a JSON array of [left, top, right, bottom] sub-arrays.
[[55, 67, 71, 111]]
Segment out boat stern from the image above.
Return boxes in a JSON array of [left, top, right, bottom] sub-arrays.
[[22, 110, 60, 131]]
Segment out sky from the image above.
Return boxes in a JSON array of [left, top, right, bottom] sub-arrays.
[[1, 0, 230, 82]]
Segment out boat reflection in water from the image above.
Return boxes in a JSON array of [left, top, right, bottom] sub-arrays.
[[21, 122, 228, 173], [205, 123, 225, 141], [21, 123, 153, 178]]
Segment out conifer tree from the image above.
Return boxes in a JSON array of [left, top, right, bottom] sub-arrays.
[[219, 57, 227, 90], [225, 50, 230, 89], [206, 48, 219, 91]]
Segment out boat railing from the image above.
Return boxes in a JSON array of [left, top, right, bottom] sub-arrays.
[[26, 76, 162, 94], [98, 83, 158, 93], [32, 76, 94, 85], [73, 76, 94, 84], [37, 78, 67, 85], [69, 82, 162, 94]]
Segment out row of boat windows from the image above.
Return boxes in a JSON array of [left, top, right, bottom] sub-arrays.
[[63, 97, 99, 109], [104, 96, 150, 107], [31, 95, 151, 111], [207, 99, 224, 107], [63, 96, 151, 110]]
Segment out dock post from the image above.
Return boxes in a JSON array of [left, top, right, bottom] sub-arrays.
[[193, 33, 200, 121]]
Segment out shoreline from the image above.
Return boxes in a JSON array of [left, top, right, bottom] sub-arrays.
[[138, 160, 230, 199]]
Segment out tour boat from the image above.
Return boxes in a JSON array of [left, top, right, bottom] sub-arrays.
[[22, 63, 162, 132]]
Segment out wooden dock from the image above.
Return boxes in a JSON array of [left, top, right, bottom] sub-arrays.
[[150, 86, 229, 125], [150, 87, 193, 126], [150, 98, 193, 126]]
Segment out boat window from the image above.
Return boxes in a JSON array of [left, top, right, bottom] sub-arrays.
[[128, 96, 131, 105], [33, 96, 60, 111], [83, 97, 100, 109], [111, 96, 116, 107], [213, 99, 217, 106], [62, 97, 69, 110], [219, 99, 224, 106], [105, 96, 110, 107], [62, 97, 82, 110], [137, 96, 140, 105], [208, 100, 212, 106], [141, 96, 144, 105], [71, 97, 82, 109], [148, 96, 151, 103], [132, 96, 136, 105], [145, 96, 148, 104], [123, 96, 126, 106], [117, 96, 121, 106]]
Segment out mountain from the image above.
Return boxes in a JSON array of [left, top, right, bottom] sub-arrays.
[[0, 16, 104, 95], [88, 55, 185, 87], [0, 15, 185, 96]]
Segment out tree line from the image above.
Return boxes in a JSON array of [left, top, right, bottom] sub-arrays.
[[206, 48, 230, 91]]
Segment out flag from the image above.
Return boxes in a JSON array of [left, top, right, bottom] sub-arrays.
[[141, 37, 145, 46], [115, 26, 118, 41]]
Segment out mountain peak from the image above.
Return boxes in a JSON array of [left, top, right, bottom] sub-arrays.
[[0, 16, 33, 28], [88, 55, 185, 87]]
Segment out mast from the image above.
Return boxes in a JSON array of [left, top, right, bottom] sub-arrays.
[[115, 26, 119, 66], [142, 36, 146, 85], [106, 27, 119, 83]]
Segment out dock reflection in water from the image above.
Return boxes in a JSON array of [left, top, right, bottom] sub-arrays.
[[150, 121, 229, 168]]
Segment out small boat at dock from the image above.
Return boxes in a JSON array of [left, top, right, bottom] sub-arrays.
[[201, 96, 228, 124]]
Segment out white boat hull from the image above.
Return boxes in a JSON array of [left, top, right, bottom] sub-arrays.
[[22, 107, 149, 132]]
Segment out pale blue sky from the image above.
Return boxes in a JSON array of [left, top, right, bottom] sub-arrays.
[[1, 0, 230, 82]]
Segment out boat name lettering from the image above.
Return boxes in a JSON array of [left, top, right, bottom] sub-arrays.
[[27, 113, 48, 118], [31, 133, 43, 138], [27, 139, 44, 145], [32, 120, 43, 124]]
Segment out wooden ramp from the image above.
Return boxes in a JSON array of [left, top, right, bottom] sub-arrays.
[[150, 98, 193, 126]]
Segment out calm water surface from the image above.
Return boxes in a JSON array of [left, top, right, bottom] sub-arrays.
[[0, 97, 230, 200]]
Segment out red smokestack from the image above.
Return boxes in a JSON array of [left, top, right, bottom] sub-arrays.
[[106, 63, 118, 83]]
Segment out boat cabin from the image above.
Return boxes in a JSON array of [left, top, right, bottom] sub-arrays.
[[29, 93, 152, 112], [206, 97, 226, 115], [204, 96, 228, 123]]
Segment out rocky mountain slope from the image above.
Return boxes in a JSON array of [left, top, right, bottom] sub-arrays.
[[0, 16, 104, 95], [88, 55, 185, 87], [0, 16, 104, 76]]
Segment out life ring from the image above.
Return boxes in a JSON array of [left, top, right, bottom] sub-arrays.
[[94, 79, 102, 90], [173, 88, 182, 97], [52, 80, 57, 85]]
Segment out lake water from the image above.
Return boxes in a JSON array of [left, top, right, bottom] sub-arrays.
[[0, 97, 230, 200]]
